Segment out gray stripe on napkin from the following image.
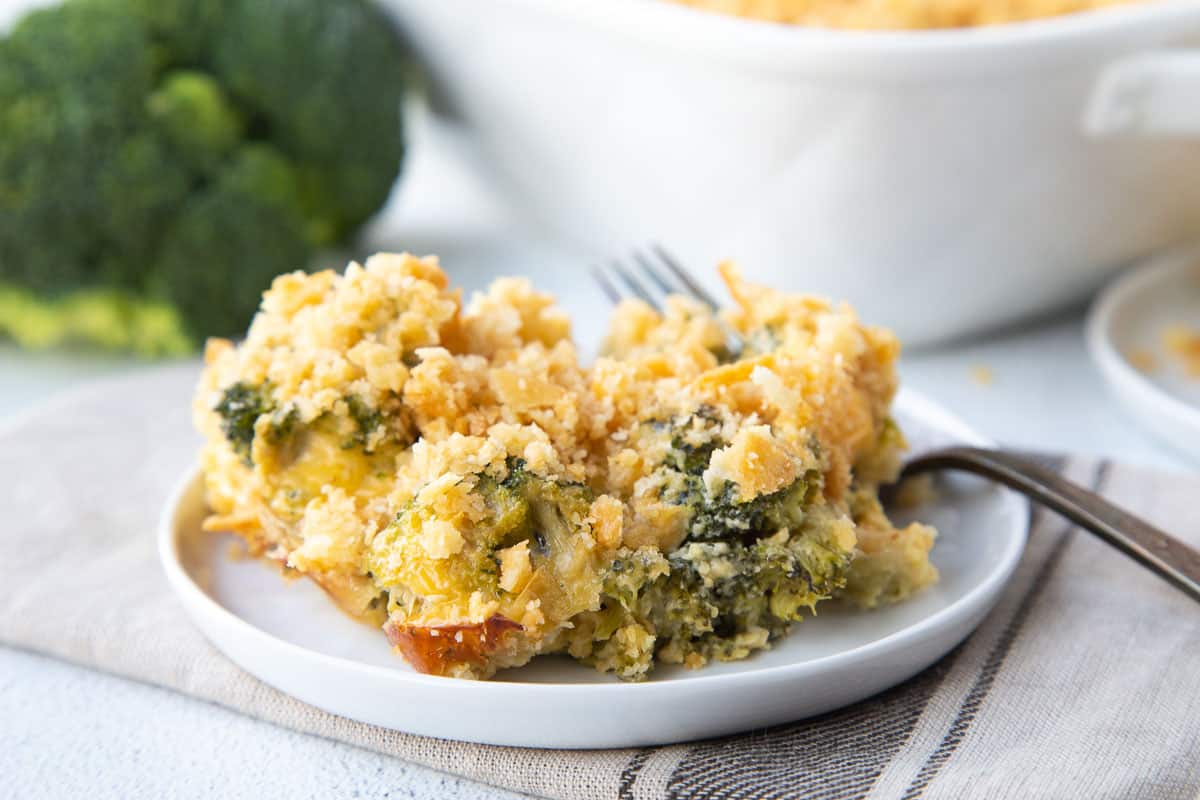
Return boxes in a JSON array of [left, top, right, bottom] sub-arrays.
[[619, 750, 655, 800], [660, 651, 958, 800], [900, 461, 1110, 799]]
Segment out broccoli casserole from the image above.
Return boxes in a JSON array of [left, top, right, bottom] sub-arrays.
[[668, 0, 1143, 29], [194, 253, 937, 680]]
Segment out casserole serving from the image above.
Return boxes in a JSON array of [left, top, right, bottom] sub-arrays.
[[194, 252, 938, 680]]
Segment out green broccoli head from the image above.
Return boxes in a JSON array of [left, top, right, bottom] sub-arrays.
[[206, 0, 406, 241], [0, 0, 406, 354], [146, 70, 244, 174], [0, 283, 192, 356], [149, 145, 314, 338]]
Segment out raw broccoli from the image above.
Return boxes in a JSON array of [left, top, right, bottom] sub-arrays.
[[0, 0, 405, 356]]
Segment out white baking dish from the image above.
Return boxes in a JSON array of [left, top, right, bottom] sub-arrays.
[[381, 0, 1200, 344]]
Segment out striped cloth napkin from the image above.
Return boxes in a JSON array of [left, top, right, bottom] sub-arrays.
[[2, 366, 1199, 800]]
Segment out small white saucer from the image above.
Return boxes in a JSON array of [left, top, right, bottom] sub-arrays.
[[1086, 247, 1200, 462]]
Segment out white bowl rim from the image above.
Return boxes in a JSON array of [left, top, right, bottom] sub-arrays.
[[159, 386, 1030, 696], [1085, 245, 1200, 441]]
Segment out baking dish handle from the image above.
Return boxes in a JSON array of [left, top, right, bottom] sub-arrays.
[[1086, 50, 1200, 137]]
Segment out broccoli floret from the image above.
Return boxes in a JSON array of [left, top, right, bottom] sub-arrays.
[[686, 477, 821, 542], [643, 518, 853, 666], [149, 145, 313, 338], [658, 409, 823, 543], [481, 458, 596, 566], [581, 501, 854, 680], [367, 457, 596, 610], [341, 394, 384, 450], [0, 0, 406, 354], [146, 70, 244, 174], [213, 380, 301, 465], [214, 382, 271, 465], [663, 405, 724, 475], [579, 409, 853, 678], [214, 383, 407, 466], [205, 0, 406, 240], [0, 282, 192, 356]]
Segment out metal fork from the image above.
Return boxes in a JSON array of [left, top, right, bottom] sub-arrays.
[[591, 246, 1200, 604], [591, 244, 747, 359]]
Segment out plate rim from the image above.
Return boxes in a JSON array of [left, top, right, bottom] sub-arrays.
[[1085, 245, 1200, 448], [159, 386, 1029, 697]]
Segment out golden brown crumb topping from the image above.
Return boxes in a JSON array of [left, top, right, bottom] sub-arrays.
[[668, 0, 1144, 29], [195, 253, 937, 680]]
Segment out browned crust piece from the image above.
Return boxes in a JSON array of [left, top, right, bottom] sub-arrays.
[[385, 615, 524, 677]]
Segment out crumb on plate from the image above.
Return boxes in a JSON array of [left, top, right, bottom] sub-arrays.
[[970, 364, 994, 386], [1125, 348, 1158, 375], [1163, 325, 1200, 378]]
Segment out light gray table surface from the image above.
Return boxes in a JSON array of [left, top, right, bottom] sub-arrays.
[[2, 106, 1194, 800]]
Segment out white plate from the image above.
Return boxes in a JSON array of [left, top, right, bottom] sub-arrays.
[[159, 388, 1028, 749], [1087, 247, 1200, 462]]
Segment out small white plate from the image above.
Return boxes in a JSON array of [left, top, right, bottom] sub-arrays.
[[1087, 247, 1200, 462], [159, 389, 1028, 749]]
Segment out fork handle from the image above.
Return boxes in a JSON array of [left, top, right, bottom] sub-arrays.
[[901, 446, 1200, 604]]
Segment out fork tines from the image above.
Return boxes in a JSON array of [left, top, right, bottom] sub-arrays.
[[590, 244, 720, 312]]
